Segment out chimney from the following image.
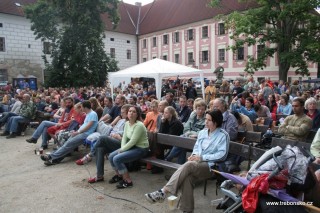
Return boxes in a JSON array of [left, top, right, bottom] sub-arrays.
[[135, 2, 142, 6]]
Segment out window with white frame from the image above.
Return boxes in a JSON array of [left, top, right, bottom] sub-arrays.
[[0, 37, 5, 52], [163, 34, 169, 45], [188, 52, 194, 64], [201, 50, 209, 63], [174, 54, 179, 63], [173, 32, 180, 43], [218, 49, 225, 61], [202, 26, 208, 38], [127, 49, 131, 60], [236, 47, 244, 61], [152, 37, 157, 47], [218, 23, 225, 35], [110, 48, 115, 58], [257, 44, 265, 59], [186, 29, 194, 41]]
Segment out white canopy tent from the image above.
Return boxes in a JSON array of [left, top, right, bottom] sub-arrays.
[[109, 58, 205, 100]]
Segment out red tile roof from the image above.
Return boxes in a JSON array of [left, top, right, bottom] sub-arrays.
[[0, 0, 259, 35], [138, 0, 258, 35], [0, 0, 37, 16], [102, 2, 140, 35]]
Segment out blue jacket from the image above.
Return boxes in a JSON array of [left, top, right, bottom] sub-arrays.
[[231, 104, 257, 123], [277, 103, 292, 115], [192, 128, 230, 169], [222, 111, 238, 141]]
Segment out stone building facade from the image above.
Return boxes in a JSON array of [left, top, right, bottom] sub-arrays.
[[0, 0, 318, 86], [0, 1, 138, 85]]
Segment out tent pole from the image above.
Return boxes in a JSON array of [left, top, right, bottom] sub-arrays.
[[110, 77, 114, 99], [156, 74, 161, 100], [200, 73, 205, 99]]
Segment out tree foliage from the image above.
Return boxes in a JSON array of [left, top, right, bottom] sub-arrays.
[[24, 0, 120, 87], [211, 0, 320, 81]]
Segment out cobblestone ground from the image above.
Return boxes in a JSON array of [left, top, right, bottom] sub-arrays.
[[0, 129, 222, 213]]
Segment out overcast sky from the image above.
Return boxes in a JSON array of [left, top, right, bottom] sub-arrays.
[[122, 0, 154, 5]]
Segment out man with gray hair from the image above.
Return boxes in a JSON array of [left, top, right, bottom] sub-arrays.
[[212, 98, 241, 170], [0, 94, 36, 138], [212, 98, 238, 141]]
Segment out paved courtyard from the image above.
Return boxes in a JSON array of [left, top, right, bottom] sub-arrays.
[[0, 129, 221, 213]]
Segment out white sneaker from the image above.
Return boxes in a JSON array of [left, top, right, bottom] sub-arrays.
[[145, 190, 166, 203]]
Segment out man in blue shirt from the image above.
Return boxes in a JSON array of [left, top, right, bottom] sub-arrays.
[[40, 100, 98, 166]]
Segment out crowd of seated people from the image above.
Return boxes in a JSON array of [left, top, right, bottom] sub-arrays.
[[1, 77, 320, 210]]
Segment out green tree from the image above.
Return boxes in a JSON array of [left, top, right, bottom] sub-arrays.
[[24, 0, 120, 87], [210, 0, 320, 81]]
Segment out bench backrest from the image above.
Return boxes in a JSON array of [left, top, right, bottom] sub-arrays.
[[253, 124, 269, 134], [156, 133, 196, 150], [229, 141, 265, 161], [271, 137, 311, 150], [245, 131, 262, 143], [153, 132, 265, 161]]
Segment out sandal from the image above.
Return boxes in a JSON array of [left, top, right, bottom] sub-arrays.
[[88, 176, 104, 183], [75, 154, 92, 165], [108, 175, 123, 184]]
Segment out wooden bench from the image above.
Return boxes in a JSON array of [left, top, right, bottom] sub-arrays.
[[243, 131, 262, 144], [252, 124, 269, 134], [141, 132, 266, 195], [271, 137, 311, 150], [140, 133, 195, 170], [17, 110, 49, 135], [143, 132, 265, 170]]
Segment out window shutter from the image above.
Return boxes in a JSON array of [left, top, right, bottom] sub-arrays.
[[193, 29, 195, 40], [208, 50, 210, 63], [184, 30, 187, 41], [199, 51, 202, 63]]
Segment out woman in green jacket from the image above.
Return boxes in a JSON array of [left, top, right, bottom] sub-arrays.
[[108, 105, 149, 189]]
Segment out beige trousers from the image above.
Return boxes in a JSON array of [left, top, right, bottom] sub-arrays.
[[164, 161, 212, 212]]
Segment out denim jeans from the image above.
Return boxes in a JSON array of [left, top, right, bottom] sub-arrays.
[[165, 146, 187, 165], [50, 132, 88, 161], [5, 115, 29, 133], [0, 112, 18, 125], [109, 147, 148, 175], [32, 120, 56, 147], [95, 135, 121, 177]]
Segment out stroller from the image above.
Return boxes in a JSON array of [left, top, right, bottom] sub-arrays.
[[213, 145, 320, 213]]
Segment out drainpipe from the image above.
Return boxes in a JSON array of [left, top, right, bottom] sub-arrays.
[[136, 2, 142, 64]]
